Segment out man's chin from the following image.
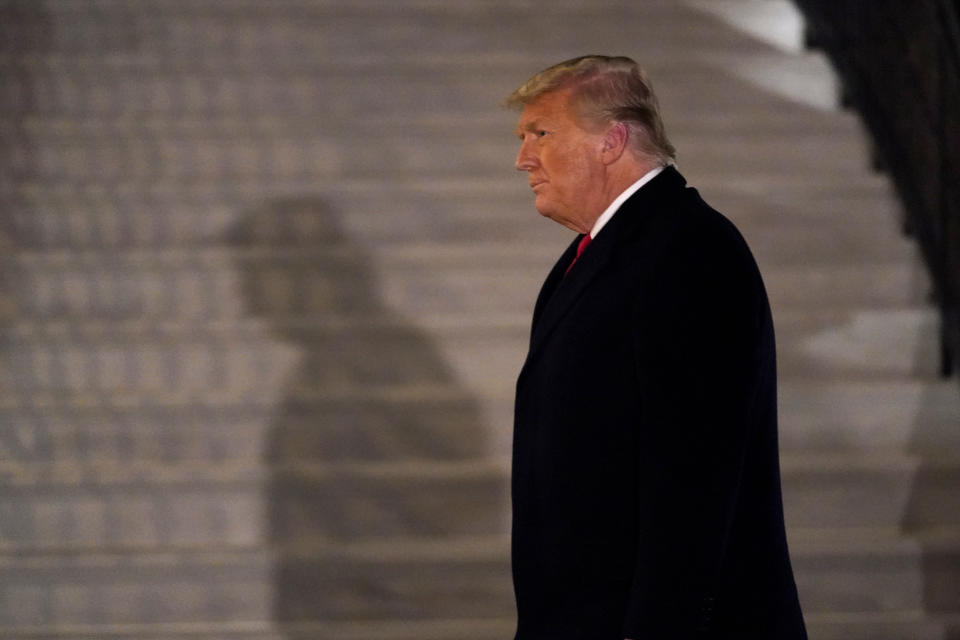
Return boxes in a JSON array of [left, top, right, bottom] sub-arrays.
[[535, 205, 568, 228], [534, 199, 554, 219]]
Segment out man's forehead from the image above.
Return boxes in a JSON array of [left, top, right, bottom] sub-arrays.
[[515, 92, 571, 132]]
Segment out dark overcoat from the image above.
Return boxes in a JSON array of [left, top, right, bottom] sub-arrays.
[[511, 166, 807, 639]]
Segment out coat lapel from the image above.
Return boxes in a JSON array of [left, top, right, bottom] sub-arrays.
[[529, 235, 580, 333], [527, 229, 614, 358]]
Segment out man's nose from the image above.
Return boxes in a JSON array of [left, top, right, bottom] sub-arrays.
[[515, 140, 537, 171]]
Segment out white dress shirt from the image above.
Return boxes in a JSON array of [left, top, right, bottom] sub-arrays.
[[589, 165, 665, 239]]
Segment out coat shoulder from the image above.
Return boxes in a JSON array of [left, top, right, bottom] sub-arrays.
[[616, 181, 762, 286]]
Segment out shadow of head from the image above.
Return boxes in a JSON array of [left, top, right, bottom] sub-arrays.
[[229, 197, 489, 464], [229, 197, 383, 334]]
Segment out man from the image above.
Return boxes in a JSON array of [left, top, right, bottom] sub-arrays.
[[506, 55, 807, 639]]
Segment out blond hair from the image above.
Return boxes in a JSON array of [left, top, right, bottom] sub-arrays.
[[505, 55, 676, 164]]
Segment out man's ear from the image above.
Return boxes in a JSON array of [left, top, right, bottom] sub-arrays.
[[600, 122, 629, 165]]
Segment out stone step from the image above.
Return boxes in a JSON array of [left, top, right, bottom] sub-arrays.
[[705, 175, 902, 221], [0, 328, 519, 399], [0, 461, 511, 548], [780, 452, 960, 530], [0, 0, 701, 10], [2, 248, 926, 327], [1, 177, 899, 251], [0, 620, 515, 640], [2, 323, 951, 404], [777, 380, 960, 451], [0, 294, 933, 399], [1, 170, 892, 209], [4, 108, 864, 148], [0, 70, 513, 119], [0, 305, 947, 384], [3, 200, 911, 271], [3, 134, 516, 184], [0, 99, 829, 156], [775, 307, 943, 380], [1, 376, 958, 464], [0, 528, 957, 628], [0, 397, 491, 465], [0, 32, 756, 75], [0, 542, 510, 627], [1, 180, 553, 249], [791, 526, 960, 614], [3, 137, 880, 187], [795, 613, 960, 640], [0, 55, 864, 121], [764, 261, 928, 309], [0, 453, 958, 551], [1, 612, 959, 640], [0, 1, 768, 65], [3, 384, 956, 460], [3, 106, 864, 138]]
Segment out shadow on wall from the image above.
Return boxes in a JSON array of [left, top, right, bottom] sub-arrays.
[[0, 0, 46, 245], [230, 198, 507, 630], [0, 2, 50, 452]]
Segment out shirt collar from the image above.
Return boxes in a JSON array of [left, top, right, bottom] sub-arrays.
[[589, 165, 665, 239]]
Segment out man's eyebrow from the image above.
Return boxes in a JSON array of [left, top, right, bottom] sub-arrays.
[[515, 120, 545, 137]]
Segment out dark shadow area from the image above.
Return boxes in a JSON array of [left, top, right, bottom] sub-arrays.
[[0, 4, 51, 460], [0, 0, 50, 245], [231, 198, 508, 633]]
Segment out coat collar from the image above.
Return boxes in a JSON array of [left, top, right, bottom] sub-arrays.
[[525, 166, 687, 360]]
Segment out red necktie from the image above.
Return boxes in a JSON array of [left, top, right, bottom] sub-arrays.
[[564, 234, 592, 275]]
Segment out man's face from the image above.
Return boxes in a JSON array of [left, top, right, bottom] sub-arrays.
[[514, 88, 607, 233]]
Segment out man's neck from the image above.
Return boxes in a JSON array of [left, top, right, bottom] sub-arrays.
[[584, 162, 665, 237]]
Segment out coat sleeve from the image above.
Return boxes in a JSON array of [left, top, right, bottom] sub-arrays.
[[621, 214, 773, 638]]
